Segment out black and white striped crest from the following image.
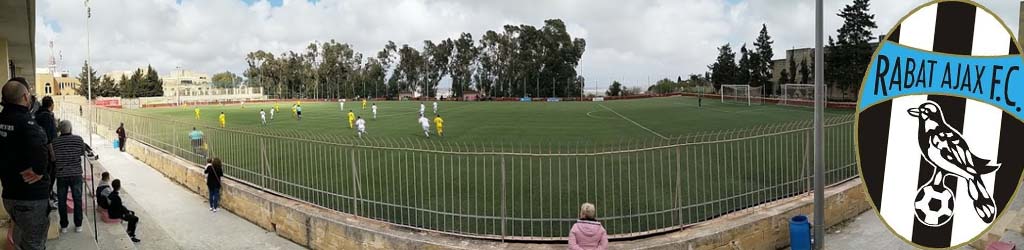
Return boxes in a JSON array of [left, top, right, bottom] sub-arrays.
[[856, 1, 1024, 248]]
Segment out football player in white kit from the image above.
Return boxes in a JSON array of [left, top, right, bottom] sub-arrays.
[[417, 114, 431, 138], [419, 102, 426, 116], [260, 109, 267, 125], [339, 99, 345, 111], [371, 103, 378, 119], [355, 116, 367, 138], [269, 107, 275, 120], [432, 101, 438, 114]]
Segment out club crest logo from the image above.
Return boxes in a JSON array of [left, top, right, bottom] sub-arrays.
[[855, 0, 1024, 248]]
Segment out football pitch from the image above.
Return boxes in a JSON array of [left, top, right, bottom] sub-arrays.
[[134, 96, 852, 145], [109, 96, 857, 238]]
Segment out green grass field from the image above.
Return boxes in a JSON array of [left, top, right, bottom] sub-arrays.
[[134, 96, 852, 146], [96, 96, 857, 239]]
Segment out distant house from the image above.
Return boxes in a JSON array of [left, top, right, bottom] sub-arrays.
[[398, 91, 416, 100], [462, 90, 481, 101]]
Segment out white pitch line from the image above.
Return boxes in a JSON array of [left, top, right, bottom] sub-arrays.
[[598, 104, 669, 140], [585, 110, 619, 120]]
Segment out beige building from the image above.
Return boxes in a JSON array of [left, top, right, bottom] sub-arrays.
[[770, 48, 815, 87], [162, 67, 213, 96], [34, 68, 80, 97]]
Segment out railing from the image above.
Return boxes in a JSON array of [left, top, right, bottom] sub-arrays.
[[57, 100, 857, 241]]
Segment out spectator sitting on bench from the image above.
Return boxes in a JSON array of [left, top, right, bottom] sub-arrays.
[[108, 179, 140, 243], [95, 172, 111, 210]]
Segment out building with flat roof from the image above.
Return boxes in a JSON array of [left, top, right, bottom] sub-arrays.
[[162, 67, 212, 96], [34, 68, 80, 97]]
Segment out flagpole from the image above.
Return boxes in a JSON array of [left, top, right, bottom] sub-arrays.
[[813, 0, 825, 248]]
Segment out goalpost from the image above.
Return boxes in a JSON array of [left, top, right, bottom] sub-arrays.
[[780, 84, 828, 106], [720, 85, 762, 106]]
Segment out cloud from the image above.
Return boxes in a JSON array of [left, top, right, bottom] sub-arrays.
[[36, 0, 1020, 89]]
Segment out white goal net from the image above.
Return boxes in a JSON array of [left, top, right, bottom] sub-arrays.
[[780, 84, 827, 106], [720, 85, 762, 106]]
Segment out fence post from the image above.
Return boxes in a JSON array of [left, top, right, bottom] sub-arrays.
[[351, 149, 359, 216], [259, 137, 267, 188], [675, 144, 682, 229], [500, 155, 506, 242], [804, 124, 813, 194]]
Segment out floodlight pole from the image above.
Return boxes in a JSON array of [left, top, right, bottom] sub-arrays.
[[84, 1, 99, 244], [813, 0, 825, 249]]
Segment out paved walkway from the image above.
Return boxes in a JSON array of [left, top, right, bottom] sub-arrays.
[[827, 185, 1024, 249], [44, 119, 304, 250]]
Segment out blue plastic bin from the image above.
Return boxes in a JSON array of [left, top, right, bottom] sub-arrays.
[[790, 215, 811, 250], [112, 139, 120, 149]]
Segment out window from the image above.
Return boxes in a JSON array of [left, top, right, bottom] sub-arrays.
[[44, 83, 52, 94]]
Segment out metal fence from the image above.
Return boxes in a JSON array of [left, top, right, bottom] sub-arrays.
[[57, 101, 858, 241]]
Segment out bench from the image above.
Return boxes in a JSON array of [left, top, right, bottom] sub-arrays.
[[96, 208, 121, 224], [64, 193, 86, 213]]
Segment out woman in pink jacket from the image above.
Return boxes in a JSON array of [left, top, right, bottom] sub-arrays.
[[568, 203, 608, 250]]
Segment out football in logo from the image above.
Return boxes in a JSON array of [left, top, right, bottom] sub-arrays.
[[855, 0, 1024, 248]]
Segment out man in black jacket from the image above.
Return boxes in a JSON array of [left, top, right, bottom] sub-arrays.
[[35, 96, 58, 210], [108, 179, 140, 243], [0, 78, 52, 250]]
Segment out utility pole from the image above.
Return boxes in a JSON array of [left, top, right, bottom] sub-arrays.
[[813, 0, 825, 248]]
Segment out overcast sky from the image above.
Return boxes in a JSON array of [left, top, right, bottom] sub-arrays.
[[35, 0, 1021, 89]]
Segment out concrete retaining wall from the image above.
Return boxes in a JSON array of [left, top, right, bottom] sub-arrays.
[[95, 122, 872, 250]]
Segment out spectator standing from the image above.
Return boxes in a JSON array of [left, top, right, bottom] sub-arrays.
[[116, 123, 126, 152], [35, 96, 57, 209], [568, 202, 608, 250], [53, 120, 93, 233], [0, 78, 53, 250], [205, 158, 224, 212], [107, 179, 141, 242], [35, 96, 57, 143], [188, 127, 205, 158]]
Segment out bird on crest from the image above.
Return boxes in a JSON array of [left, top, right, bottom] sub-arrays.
[[908, 101, 1000, 223]]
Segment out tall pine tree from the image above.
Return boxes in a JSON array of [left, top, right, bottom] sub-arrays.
[[708, 43, 738, 90], [737, 44, 752, 87], [751, 24, 774, 93], [75, 61, 99, 96], [829, 0, 876, 99]]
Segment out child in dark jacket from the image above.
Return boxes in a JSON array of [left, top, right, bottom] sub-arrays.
[[108, 179, 141, 243]]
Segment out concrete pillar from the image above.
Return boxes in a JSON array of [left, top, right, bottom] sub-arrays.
[[0, 38, 9, 80]]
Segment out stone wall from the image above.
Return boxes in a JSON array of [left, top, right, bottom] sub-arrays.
[[96, 121, 872, 250]]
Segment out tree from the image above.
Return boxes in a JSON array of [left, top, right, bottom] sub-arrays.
[[799, 58, 811, 85], [211, 71, 242, 88], [240, 19, 586, 99], [708, 44, 739, 90], [779, 69, 790, 87], [752, 24, 774, 93], [141, 65, 163, 97], [621, 86, 643, 96], [75, 61, 99, 96], [97, 75, 117, 97], [378, 41, 399, 97], [737, 44, 752, 86], [394, 44, 425, 94], [606, 81, 623, 96], [450, 33, 478, 97], [828, 0, 876, 97], [421, 39, 453, 98], [788, 57, 798, 84], [647, 78, 680, 94]]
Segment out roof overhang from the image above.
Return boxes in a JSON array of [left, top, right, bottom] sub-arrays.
[[0, 0, 36, 86]]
